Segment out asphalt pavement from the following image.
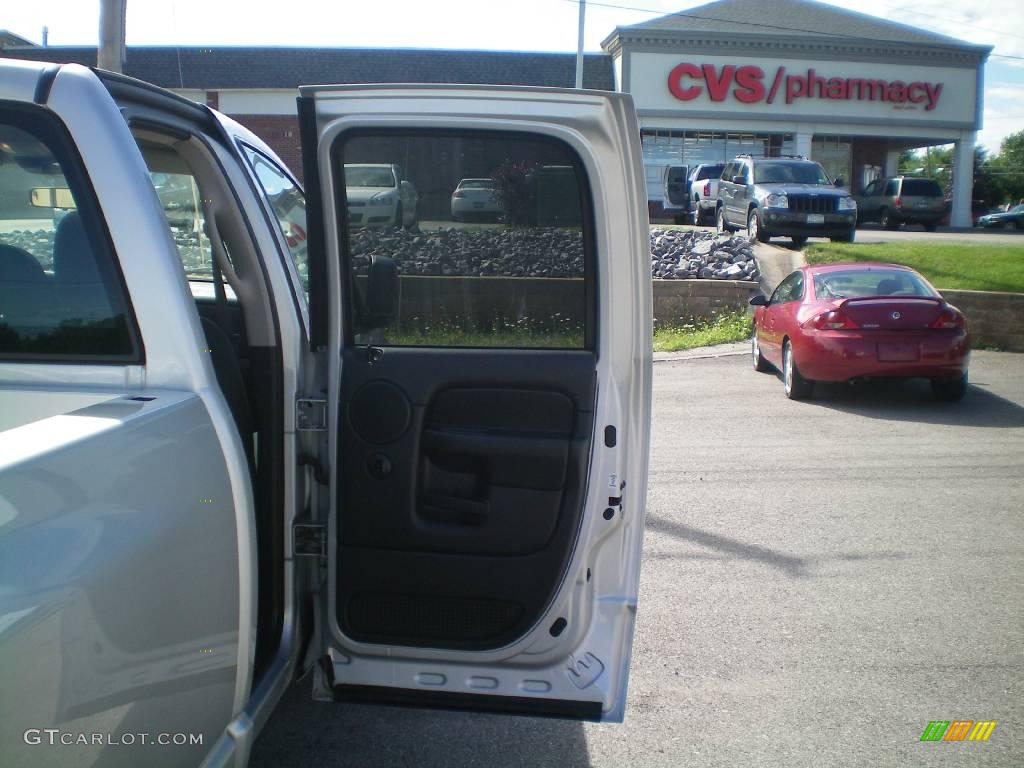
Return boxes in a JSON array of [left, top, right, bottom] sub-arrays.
[[250, 351, 1023, 768]]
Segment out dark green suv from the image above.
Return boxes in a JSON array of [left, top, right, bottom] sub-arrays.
[[716, 155, 857, 245]]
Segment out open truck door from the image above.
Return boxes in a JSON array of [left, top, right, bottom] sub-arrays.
[[297, 85, 652, 721]]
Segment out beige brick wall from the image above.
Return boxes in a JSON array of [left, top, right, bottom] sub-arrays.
[[941, 290, 1024, 352]]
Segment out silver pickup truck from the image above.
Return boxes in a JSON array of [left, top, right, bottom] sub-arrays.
[[0, 60, 652, 767]]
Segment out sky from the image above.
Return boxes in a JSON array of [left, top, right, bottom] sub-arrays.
[[3, 0, 1022, 153]]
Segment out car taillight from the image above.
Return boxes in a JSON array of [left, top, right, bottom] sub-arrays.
[[895, 196, 903, 210], [930, 307, 965, 329], [453, 191, 466, 198], [703, 181, 711, 196], [808, 309, 860, 330]]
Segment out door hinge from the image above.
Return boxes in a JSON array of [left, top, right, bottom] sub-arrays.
[[296, 398, 328, 431], [293, 523, 326, 557]]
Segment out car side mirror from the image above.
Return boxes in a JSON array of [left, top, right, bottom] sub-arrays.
[[749, 294, 769, 306], [359, 255, 400, 331], [732, 175, 747, 185], [834, 177, 845, 188]]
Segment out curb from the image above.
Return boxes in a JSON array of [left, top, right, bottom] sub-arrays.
[[654, 341, 750, 362]]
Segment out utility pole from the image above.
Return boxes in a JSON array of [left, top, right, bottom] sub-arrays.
[[98, 0, 127, 73], [575, 0, 586, 89]]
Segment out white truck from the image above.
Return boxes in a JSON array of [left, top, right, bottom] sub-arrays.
[[688, 163, 726, 226], [0, 60, 652, 767]]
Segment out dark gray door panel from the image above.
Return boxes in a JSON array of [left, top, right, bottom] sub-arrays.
[[336, 347, 596, 649]]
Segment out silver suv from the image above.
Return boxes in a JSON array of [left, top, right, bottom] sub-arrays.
[[716, 155, 857, 244]]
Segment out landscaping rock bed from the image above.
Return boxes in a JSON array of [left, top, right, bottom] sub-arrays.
[[4, 222, 759, 282], [649, 228, 759, 281]]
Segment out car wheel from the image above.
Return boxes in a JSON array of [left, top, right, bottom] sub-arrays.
[[792, 235, 808, 247], [692, 207, 703, 226], [782, 339, 813, 400], [932, 372, 968, 402], [830, 227, 855, 243], [925, 222, 939, 232], [880, 208, 898, 230], [752, 332, 771, 372], [747, 209, 768, 243], [716, 206, 729, 234]]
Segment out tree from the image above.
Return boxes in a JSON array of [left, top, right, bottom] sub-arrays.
[[988, 130, 1024, 205]]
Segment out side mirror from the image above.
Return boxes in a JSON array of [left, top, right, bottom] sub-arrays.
[[749, 294, 769, 306], [834, 177, 845, 188], [359, 255, 400, 331], [732, 175, 747, 185]]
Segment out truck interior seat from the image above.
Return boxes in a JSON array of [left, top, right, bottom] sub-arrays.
[[0, 243, 52, 326], [52, 212, 119, 323]]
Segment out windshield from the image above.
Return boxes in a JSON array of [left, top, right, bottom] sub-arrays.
[[344, 166, 396, 187], [458, 179, 494, 189], [754, 162, 831, 185], [813, 269, 938, 299]]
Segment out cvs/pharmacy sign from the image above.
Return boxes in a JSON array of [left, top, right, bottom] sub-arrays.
[[667, 63, 944, 111]]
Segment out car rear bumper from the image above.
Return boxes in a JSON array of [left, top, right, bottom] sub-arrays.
[[892, 210, 944, 224], [795, 329, 970, 382]]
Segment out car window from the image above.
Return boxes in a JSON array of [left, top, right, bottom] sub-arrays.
[[336, 130, 591, 349], [344, 166, 397, 187], [862, 181, 879, 196], [770, 271, 803, 304], [813, 270, 937, 299], [0, 109, 138, 359], [240, 145, 309, 294], [458, 180, 494, 190], [754, 162, 830, 185], [901, 179, 943, 197], [884, 180, 899, 196], [136, 146, 215, 281], [697, 165, 724, 181], [721, 163, 735, 181]]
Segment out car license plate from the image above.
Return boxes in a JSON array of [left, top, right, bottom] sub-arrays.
[[877, 343, 920, 362], [915, 202, 930, 208], [807, 213, 825, 225]]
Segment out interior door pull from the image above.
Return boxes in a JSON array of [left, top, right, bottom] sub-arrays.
[[364, 346, 384, 365]]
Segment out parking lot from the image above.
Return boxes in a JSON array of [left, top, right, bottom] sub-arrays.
[[251, 350, 1023, 767]]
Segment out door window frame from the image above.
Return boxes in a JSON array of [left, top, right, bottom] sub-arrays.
[[0, 100, 144, 364], [328, 126, 599, 351]]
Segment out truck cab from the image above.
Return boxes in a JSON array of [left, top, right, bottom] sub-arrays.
[[0, 61, 652, 768]]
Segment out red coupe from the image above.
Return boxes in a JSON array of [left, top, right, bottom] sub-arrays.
[[750, 263, 970, 401]]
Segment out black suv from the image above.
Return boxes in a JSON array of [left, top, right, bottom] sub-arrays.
[[716, 155, 857, 244]]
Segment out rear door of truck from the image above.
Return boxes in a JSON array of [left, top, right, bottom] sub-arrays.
[[298, 84, 652, 722]]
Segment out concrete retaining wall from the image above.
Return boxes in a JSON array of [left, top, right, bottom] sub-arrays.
[[652, 279, 759, 328], [388, 276, 758, 331], [941, 289, 1024, 352], [382, 278, 1018, 348]]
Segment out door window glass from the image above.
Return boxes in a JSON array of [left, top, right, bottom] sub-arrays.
[[241, 145, 309, 293], [335, 131, 591, 349], [0, 111, 137, 359]]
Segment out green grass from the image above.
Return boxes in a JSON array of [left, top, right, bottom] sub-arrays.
[[653, 311, 751, 353], [804, 242, 1024, 293]]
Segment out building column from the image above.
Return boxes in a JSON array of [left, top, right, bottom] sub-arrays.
[[795, 131, 813, 159], [885, 149, 901, 177], [950, 132, 975, 228]]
